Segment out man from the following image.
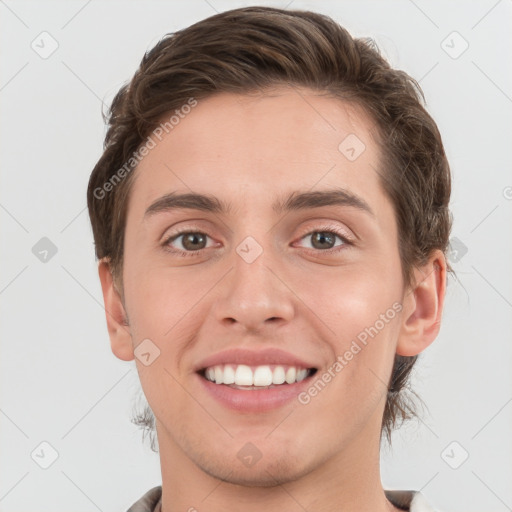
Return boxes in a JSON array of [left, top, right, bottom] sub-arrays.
[[88, 6, 452, 511]]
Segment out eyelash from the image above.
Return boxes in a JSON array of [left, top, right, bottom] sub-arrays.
[[162, 226, 353, 258]]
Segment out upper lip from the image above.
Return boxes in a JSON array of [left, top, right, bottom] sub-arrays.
[[195, 348, 318, 372]]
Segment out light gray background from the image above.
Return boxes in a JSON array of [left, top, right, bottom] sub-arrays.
[[1, 1, 511, 511]]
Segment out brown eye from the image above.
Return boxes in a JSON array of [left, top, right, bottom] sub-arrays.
[[298, 230, 348, 251], [310, 231, 336, 249], [181, 232, 207, 250], [166, 231, 210, 252]]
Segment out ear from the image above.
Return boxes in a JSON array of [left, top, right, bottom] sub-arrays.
[[396, 249, 447, 357], [98, 258, 134, 361]]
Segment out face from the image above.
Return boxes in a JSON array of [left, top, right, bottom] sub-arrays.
[[117, 87, 411, 485]]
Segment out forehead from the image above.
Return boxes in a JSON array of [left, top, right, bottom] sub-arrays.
[[127, 87, 385, 219]]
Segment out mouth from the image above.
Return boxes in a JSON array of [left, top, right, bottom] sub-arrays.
[[196, 364, 318, 412], [198, 364, 318, 389]]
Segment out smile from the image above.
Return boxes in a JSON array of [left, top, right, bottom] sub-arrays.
[[194, 348, 320, 411], [197, 365, 318, 412], [201, 364, 315, 388]]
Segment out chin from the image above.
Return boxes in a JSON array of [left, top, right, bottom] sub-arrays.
[[195, 448, 311, 487]]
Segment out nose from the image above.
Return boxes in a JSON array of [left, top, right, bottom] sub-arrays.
[[212, 239, 295, 333]]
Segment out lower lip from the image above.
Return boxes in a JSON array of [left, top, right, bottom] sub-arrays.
[[197, 372, 315, 412]]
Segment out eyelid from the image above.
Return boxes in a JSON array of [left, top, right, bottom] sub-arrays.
[[292, 229, 353, 255], [159, 220, 216, 243], [295, 221, 355, 242]]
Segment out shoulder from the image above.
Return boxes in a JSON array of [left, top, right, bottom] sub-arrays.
[[126, 486, 162, 512], [385, 489, 441, 512], [128, 486, 441, 512]]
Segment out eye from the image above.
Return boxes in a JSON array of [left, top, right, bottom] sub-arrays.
[[296, 229, 351, 252], [162, 227, 352, 257], [163, 231, 214, 254]]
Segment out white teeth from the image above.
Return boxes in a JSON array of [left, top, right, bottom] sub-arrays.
[[214, 366, 224, 384], [203, 364, 311, 386], [285, 367, 296, 384], [253, 366, 273, 386], [272, 366, 286, 385], [206, 367, 215, 382], [223, 364, 235, 385], [234, 364, 253, 386], [296, 368, 308, 382]]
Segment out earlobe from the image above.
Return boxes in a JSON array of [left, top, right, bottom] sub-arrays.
[[396, 250, 447, 357], [98, 259, 134, 361]]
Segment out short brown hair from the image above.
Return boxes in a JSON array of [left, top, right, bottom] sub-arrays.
[[87, 6, 453, 445]]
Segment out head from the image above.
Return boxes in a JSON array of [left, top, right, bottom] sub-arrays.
[[88, 6, 452, 481]]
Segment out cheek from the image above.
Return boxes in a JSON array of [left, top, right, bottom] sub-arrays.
[[123, 257, 205, 339], [294, 266, 401, 395], [294, 263, 401, 343]]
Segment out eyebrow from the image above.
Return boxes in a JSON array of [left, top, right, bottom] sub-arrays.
[[144, 187, 374, 219]]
